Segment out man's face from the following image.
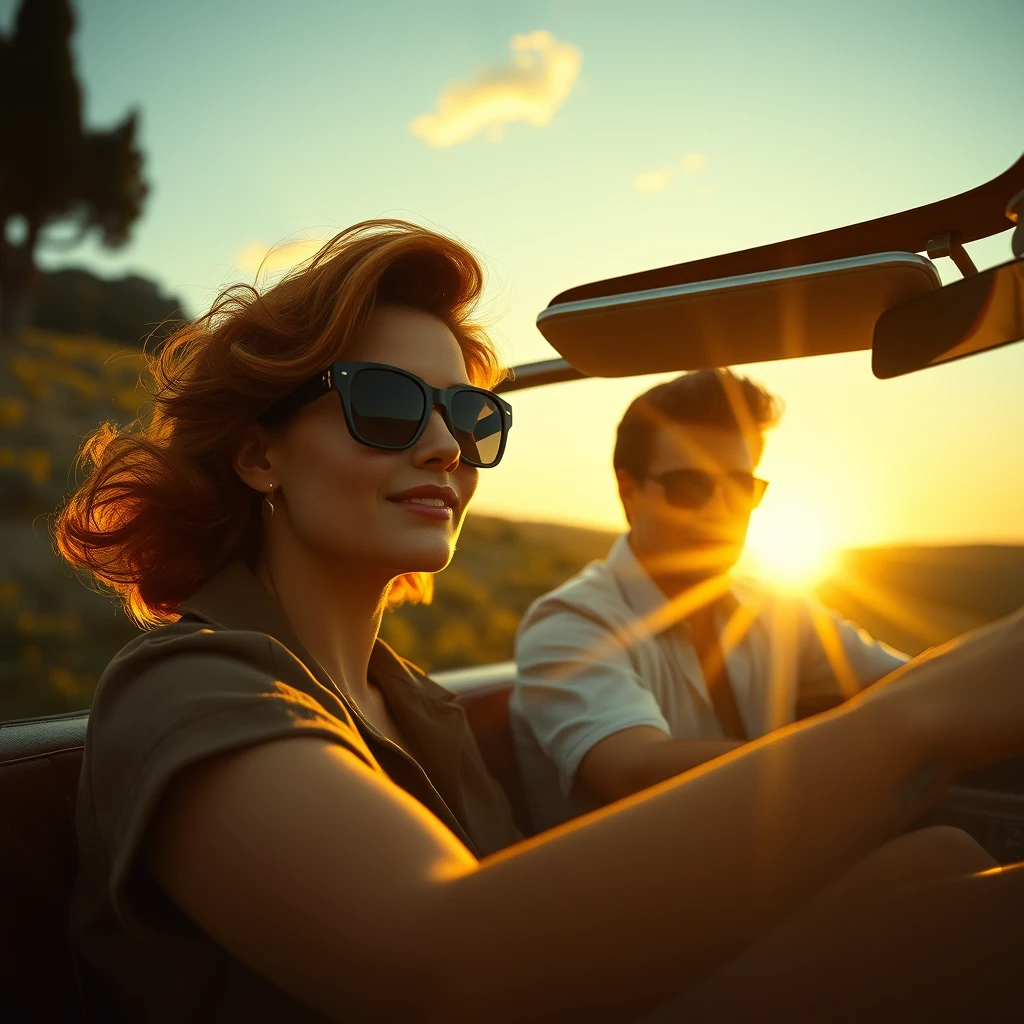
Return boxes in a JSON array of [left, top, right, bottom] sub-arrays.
[[618, 423, 763, 580]]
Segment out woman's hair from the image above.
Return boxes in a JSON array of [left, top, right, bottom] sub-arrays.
[[613, 368, 783, 479], [54, 219, 504, 628]]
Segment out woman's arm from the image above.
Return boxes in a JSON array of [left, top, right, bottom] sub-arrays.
[[149, 609, 1024, 1023]]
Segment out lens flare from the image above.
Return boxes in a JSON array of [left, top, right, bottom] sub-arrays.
[[740, 499, 837, 589]]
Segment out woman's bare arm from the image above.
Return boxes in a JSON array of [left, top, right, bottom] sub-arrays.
[[149, 610, 1024, 1023]]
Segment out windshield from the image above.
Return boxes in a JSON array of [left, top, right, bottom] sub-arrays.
[[1, 0, 1022, 717]]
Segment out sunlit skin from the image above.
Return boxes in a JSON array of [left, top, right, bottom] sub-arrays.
[[617, 400, 839, 596], [233, 306, 478, 740], [617, 421, 763, 595]]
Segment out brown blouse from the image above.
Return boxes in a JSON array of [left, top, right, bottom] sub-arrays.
[[70, 558, 521, 1022]]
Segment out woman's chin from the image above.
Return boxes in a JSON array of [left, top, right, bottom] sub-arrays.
[[392, 542, 455, 575]]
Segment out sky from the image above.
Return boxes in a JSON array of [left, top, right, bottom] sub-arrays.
[[4, 0, 1023, 556]]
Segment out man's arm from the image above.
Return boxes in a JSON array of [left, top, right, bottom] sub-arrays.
[[795, 595, 910, 713], [578, 725, 743, 803], [515, 604, 740, 807]]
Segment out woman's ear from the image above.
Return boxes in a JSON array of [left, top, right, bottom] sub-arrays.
[[233, 423, 277, 493]]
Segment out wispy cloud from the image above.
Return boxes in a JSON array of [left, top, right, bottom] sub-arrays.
[[236, 237, 324, 276], [633, 152, 708, 194], [410, 30, 582, 148]]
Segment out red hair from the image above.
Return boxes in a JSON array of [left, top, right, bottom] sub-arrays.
[[54, 220, 504, 628]]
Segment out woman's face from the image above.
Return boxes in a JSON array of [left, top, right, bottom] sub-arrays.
[[258, 305, 480, 581]]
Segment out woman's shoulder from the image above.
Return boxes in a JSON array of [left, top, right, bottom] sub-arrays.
[[105, 614, 276, 662], [89, 616, 361, 757], [95, 617, 275, 707], [82, 616, 376, 837]]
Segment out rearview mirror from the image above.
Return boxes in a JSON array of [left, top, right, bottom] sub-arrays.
[[872, 258, 1024, 378], [537, 252, 940, 376]]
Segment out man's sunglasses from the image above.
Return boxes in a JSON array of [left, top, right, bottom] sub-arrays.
[[257, 361, 513, 469], [645, 469, 769, 512]]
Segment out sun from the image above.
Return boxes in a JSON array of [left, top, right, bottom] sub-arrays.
[[739, 500, 838, 589]]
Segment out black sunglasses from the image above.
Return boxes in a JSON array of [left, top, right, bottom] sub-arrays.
[[645, 469, 769, 512], [257, 361, 513, 469]]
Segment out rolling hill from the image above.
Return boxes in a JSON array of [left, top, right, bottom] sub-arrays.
[[2, 329, 1022, 720]]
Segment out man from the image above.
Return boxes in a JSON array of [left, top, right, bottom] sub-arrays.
[[510, 369, 908, 833]]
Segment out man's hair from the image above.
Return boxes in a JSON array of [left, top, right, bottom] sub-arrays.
[[613, 368, 783, 478]]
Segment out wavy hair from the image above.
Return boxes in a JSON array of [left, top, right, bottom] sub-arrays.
[[54, 220, 504, 628]]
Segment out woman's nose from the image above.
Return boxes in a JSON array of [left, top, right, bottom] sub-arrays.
[[413, 407, 462, 470]]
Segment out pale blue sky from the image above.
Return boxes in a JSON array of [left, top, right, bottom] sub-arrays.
[[5, 0, 1023, 548]]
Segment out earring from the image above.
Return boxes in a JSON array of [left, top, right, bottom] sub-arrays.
[[262, 483, 275, 527]]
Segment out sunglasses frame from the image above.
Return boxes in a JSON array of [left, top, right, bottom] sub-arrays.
[[645, 468, 769, 512], [257, 360, 514, 468]]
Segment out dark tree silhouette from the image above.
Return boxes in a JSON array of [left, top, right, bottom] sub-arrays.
[[32, 266, 185, 344], [0, 0, 148, 337]]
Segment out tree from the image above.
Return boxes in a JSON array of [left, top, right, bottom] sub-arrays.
[[0, 0, 148, 338]]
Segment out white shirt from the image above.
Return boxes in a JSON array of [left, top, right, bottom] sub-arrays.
[[510, 533, 908, 832]]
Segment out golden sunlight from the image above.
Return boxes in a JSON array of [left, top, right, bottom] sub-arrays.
[[739, 499, 838, 589]]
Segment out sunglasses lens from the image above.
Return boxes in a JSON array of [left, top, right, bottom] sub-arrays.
[[450, 390, 505, 466], [661, 470, 715, 508], [349, 369, 425, 447], [726, 473, 764, 512]]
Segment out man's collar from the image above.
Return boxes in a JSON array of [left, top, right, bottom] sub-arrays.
[[608, 533, 742, 629], [607, 534, 671, 620]]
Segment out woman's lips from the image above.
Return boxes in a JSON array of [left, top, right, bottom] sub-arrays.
[[386, 484, 459, 521], [389, 495, 454, 520]]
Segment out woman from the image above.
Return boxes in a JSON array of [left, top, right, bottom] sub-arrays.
[[56, 220, 1024, 1022]]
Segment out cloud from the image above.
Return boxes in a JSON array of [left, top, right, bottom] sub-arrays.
[[633, 168, 676, 194], [236, 237, 325, 276], [410, 30, 582, 148], [682, 152, 706, 173]]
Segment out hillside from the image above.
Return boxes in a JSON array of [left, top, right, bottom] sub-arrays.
[[818, 546, 1024, 656], [2, 329, 1023, 720], [31, 267, 187, 346]]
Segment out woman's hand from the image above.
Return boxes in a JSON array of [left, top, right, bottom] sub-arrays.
[[862, 604, 1024, 773]]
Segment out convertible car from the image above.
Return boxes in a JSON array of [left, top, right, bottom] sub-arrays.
[[1, 152, 1022, 1022]]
